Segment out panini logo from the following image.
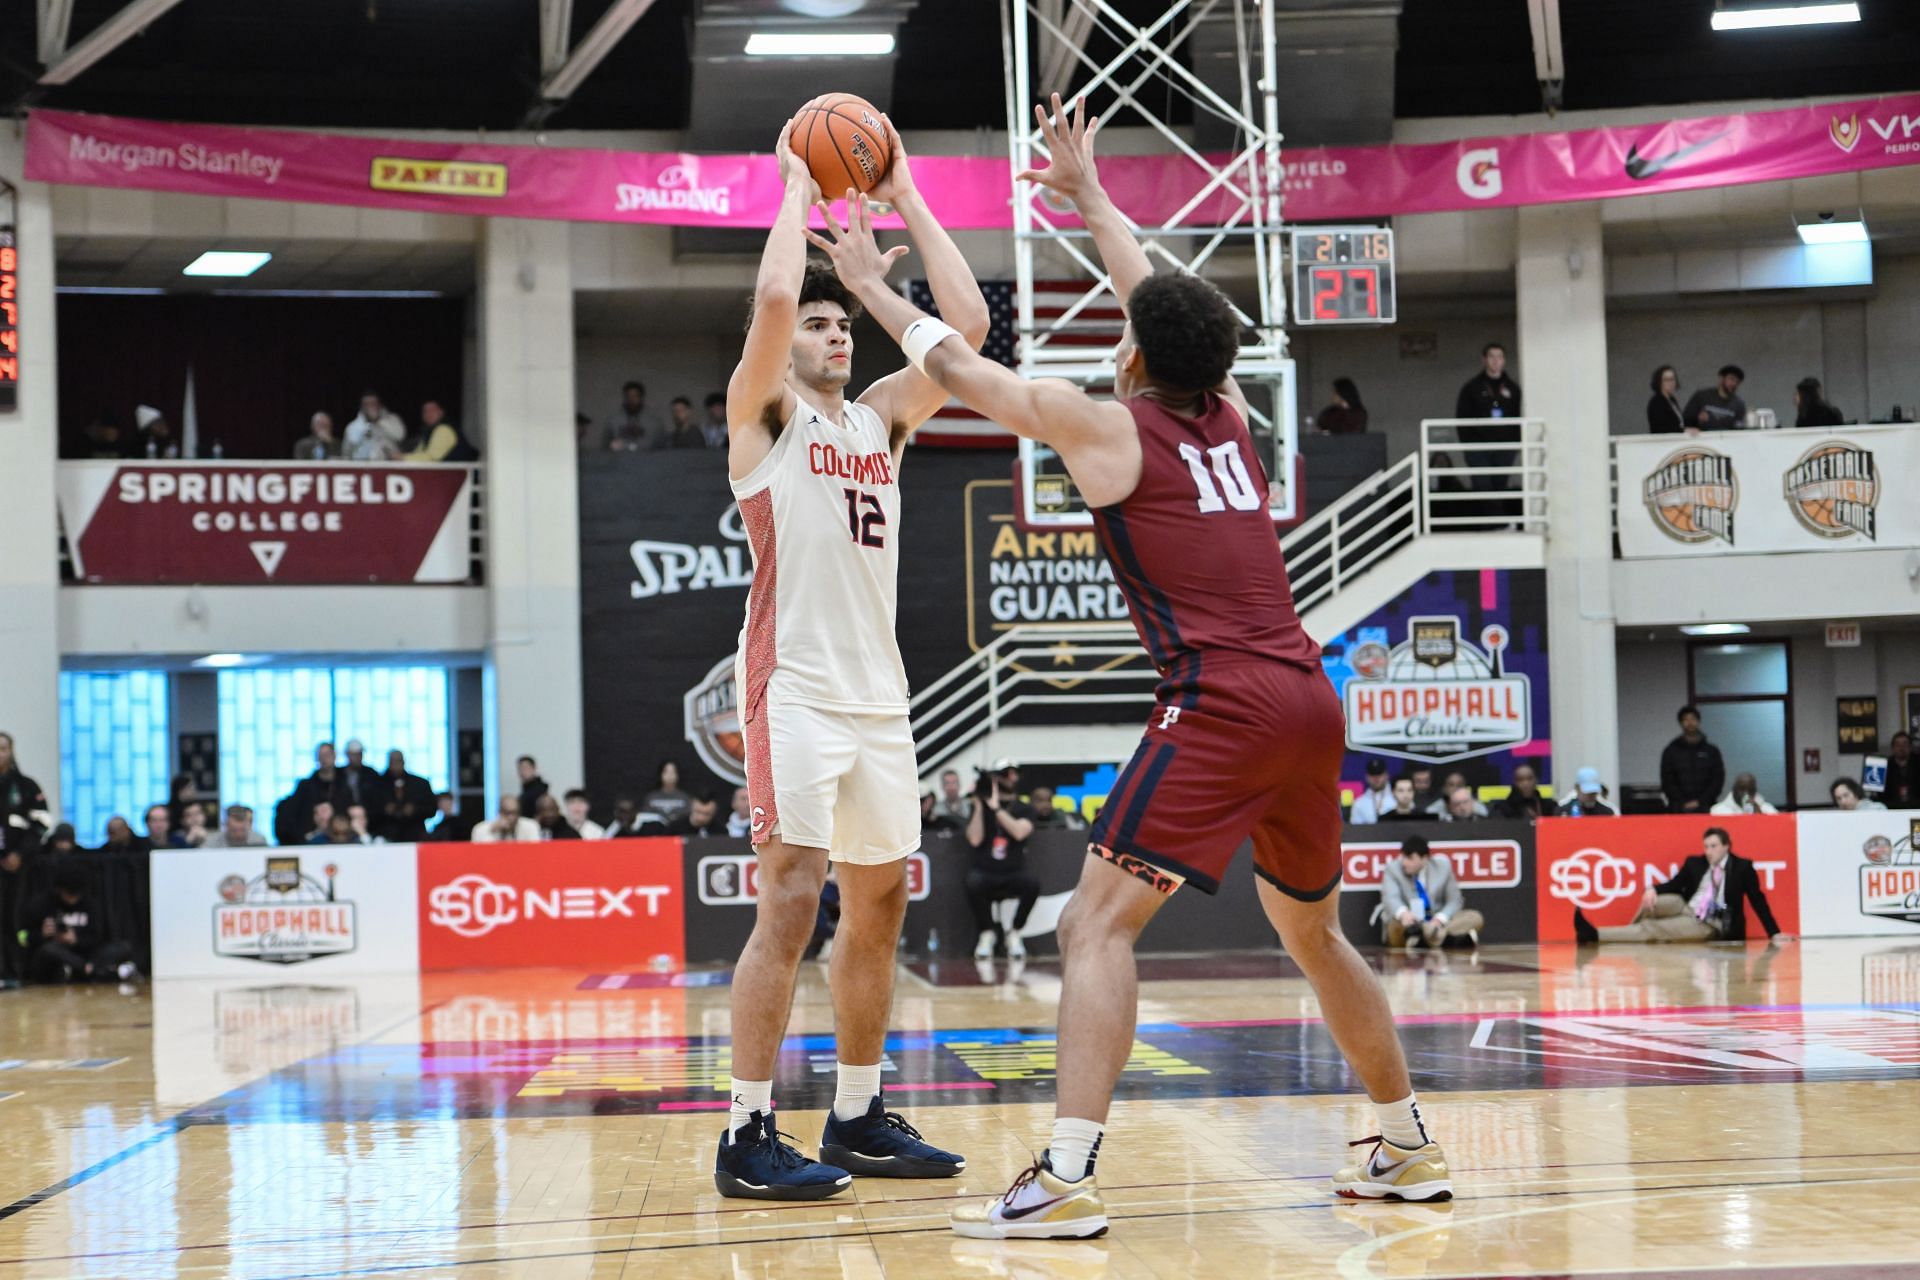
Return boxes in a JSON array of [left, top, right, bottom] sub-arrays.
[[1783, 442, 1877, 540], [370, 157, 508, 197], [1643, 447, 1737, 545]]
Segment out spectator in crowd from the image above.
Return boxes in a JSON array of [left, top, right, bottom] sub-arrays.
[[728, 787, 755, 839], [166, 773, 201, 830], [1575, 827, 1785, 944], [1380, 835, 1483, 949], [1682, 365, 1747, 431], [1831, 777, 1885, 811], [928, 770, 972, 831], [144, 804, 179, 852], [324, 812, 358, 844], [604, 797, 662, 839], [660, 397, 705, 449], [346, 805, 380, 844], [1793, 377, 1844, 428], [1378, 776, 1423, 822], [564, 789, 605, 839], [1437, 785, 1483, 823], [965, 762, 1039, 961], [1661, 705, 1726, 813], [1425, 772, 1486, 818], [1409, 766, 1437, 812], [343, 391, 406, 460], [293, 411, 341, 461], [44, 824, 79, 856], [1454, 342, 1522, 493], [405, 399, 480, 463], [178, 803, 210, 847], [645, 760, 693, 827], [1315, 378, 1369, 435], [295, 743, 350, 827], [1494, 763, 1556, 820], [675, 793, 725, 837], [26, 860, 138, 984], [0, 838, 26, 981], [1348, 759, 1394, 824], [203, 805, 267, 848], [1886, 732, 1919, 808], [471, 796, 539, 843], [378, 750, 435, 843], [0, 731, 52, 853], [533, 794, 581, 840], [702, 393, 730, 449], [1028, 785, 1086, 831], [1712, 772, 1778, 815], [605, 381, 662, 451], [305, 801, 337, 845], [98, 815, 140, 853], [516, 756, 550, 815], [424, 794, 473, 843], [338, 740, 381, 810], [135, 405, 180, 459], [1647, 365, 1688, 434], [81, 413, 131, 459], [1562, 767, 1616, 817]]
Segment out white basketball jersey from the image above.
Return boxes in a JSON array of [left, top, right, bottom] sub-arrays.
[[731, 393, 909, 715]]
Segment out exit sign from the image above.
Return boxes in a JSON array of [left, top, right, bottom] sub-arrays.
[[1825, 621, 1862, 647]]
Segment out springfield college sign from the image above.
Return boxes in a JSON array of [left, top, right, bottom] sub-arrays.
[[57, 461, 473, 583]]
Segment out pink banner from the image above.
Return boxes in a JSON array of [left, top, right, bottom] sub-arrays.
[[25, 95, 1920, 229]]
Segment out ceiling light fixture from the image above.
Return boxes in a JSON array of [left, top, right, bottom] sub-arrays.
[[182, 251, 272, 278], [744, 32, 895, 56], [192, 653, 260, 668], [1679, 623, 1752, 636], [1711, 3, 1861, 32], [1797, 218, 1868, 244]]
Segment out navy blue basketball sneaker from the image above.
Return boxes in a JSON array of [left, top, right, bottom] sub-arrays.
[[820, 1093, 966, 1178], [715, 1111, 852, 1200]]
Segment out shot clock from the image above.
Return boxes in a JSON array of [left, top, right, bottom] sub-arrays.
[[1290, 226, 1396, 326]]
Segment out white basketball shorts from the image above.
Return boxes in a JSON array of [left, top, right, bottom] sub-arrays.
[[742, 677, 920, 864]]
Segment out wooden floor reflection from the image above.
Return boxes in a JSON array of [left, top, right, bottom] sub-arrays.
[[1, 938, 1918, 1278]]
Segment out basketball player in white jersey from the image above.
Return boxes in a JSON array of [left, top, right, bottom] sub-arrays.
[[712, 113, 990, 1200]]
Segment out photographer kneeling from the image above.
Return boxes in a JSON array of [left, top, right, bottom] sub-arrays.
[[965, 760, 1040, 961]]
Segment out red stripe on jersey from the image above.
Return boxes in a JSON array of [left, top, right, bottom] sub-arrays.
[[739, 489, 780, 843]]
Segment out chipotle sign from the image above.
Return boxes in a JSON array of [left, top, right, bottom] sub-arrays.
[[58, 461, 472, 583]]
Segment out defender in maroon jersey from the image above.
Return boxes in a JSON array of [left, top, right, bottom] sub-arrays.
[[810, 94, 1450, 1238]]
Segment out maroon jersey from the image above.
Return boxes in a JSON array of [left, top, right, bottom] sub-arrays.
[[1091, 392, 1321, 674]]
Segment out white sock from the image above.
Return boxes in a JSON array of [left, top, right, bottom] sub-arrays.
[[1375, 1094, 1430, 1149], [833, 1061, 883, 1122], [728, 1077, 772, 1137], [1047, 1117, 1105, 1181]]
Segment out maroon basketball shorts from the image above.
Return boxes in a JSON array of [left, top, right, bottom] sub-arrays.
[[1089, 651, 1345, 899]]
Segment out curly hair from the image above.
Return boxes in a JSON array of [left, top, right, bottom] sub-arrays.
[[744, 260, 863, 332], [1126, 272, 1241, 393]]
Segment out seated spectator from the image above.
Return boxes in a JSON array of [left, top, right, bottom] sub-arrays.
[[135, 404, 180, 459], [424, 793, 475, 843], [178, 803, 210, 848], [966, 764, 1039, 961], [203, 805, 267, 848], [1493, 763, 1556, 820], [26, 860, 138, 983], [645, 760, 693, 827], [1574, 827, 1785, 944], [378, 751, 435, 843], [1831, 777, 1886, 811], [304, 801, 337, 845], [1887, 733, 1919, 809], [346, 804, 381, 844], [661, 397, 705, 449], [674, 793, 724, 837], [1661, 705, 1725, 814], [565, 789, 606, 839], [604, 797, 665, 839], [44, 824, 79, 856], [1380, 836, 1483, 949], [727, 787, 755, 839], [1793, 377, 1844, 428], [144, 804, 180, 852], [1712, 773, 1778, 815], [928, 770, 972, 831], [404, 399, 480, 463], [98, 815, 141, 853], [324, 812, 357, 844], [1647, 365, 1687, 434], [1562, 767, 1616, 817], [1314, 378, 1368, 434], [1378, 776, 1424, 821], [517, 755, 550, 816], [605, 381, 662, 451], [1682, 365, 1746, 431], [1, 730, 53, 851], [471, 796, 539, 843], [533, 794, 581, 840], [1348, 759, 1394, 824], [1425, 773, 1487, 818], [1409, 766, 1437, 812], [343, 391, 406, 461], [1437, 785, 1483, 823], [1028, 785, 1087, 831], [702, 392, 729, 448], [293, 411, 341, 461], [81, 412, 131, 459]]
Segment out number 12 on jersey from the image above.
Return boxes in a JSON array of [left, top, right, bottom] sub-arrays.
[[843, 488, 887, 548], [1178, 441, 1263, 513]]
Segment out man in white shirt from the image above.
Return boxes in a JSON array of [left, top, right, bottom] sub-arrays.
[[1348, 760, 1394, 825], [565, 789, 606, 839], [470, 796, 539, 843], [1424, 771, 1488, 818], [342, 391, 407, 461], [727, 787, 755, 839]]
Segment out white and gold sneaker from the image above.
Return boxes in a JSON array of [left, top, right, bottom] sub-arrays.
[[1332, 1136, 1453, 1202], [951, 1157, 1108, 1239]]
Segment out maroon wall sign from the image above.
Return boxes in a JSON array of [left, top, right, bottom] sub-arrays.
[[58, 463, 473, 584]]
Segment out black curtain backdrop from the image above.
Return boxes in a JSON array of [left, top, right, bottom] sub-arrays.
[[56, 294, 467, 460]]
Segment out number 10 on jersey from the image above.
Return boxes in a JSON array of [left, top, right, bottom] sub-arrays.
[[843, 488, 887, 548]]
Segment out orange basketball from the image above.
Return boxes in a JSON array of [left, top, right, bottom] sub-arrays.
[[796, 93, 893, 196]]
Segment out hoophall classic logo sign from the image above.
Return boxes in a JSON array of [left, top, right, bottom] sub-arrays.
[[1341, 616, 1531, 763], [213, 856, 356, 965], [1859, 820, 1920, 927], [1643, 446, 1737, 545]]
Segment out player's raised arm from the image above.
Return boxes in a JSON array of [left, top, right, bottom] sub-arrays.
[[727, 116, 818, 459], [853, 117, 992, 449]]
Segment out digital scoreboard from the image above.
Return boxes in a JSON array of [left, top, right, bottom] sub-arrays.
[[0, 227, 16, 413], [1290, 226, 1396, 326]]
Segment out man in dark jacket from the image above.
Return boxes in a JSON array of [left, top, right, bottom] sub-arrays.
[[1661, 705, 1726, 813], [1454, 342, 1522, 497], [1884, 732, 1919, 809], [26, 859, 139, 983], [1681, 365, 1747, 431], [0, 731, 52, 855], [1574, 827, 1784, 944], [294, 743, 351, 825], [377, 750, 437, 843], [337, 740, 382, 811], [1493, 763, 1557, 820]]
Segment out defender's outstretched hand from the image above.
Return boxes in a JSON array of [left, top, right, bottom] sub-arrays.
[[1015, 93, 1103, 203], [804, 191, 910, 294]]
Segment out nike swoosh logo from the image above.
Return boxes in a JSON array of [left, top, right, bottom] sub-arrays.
[[1624, 130, 1731, 180], [1000, 1191, 1077, 1220]]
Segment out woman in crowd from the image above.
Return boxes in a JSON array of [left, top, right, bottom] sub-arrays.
[[1314, 378, 1369, 434], [1647, 365, 1686, 433], [1794, 377, 1844, 428], [645, 759, 693, 826]]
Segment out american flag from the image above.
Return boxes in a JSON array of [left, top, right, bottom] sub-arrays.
[[905, 279, 1125, 448]]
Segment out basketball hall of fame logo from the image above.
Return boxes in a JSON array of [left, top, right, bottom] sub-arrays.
[[1860, 820, 1920, 927], [1643, 446, 1737, 545], [1783, 440, 1878, 541], [1342, 615, 1531, 763], [683, 654, 747, 787]]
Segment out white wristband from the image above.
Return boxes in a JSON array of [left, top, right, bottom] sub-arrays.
[[901, 316, 961, 374]]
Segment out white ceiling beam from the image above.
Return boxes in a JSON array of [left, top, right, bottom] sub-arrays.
[[40, 0, 188, 86], [540, 0, 575, 76], [38, 0, 77, 65], [541, 0, 659, 103]]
